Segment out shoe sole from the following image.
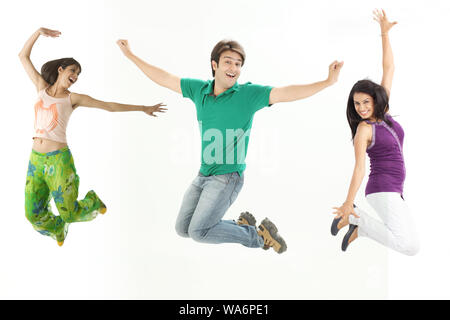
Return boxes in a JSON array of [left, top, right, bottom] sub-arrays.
[[258, 218, 287, 254]]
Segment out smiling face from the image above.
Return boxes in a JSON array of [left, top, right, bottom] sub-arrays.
[[211, 50, 243, 90], [57, 64, 81, 89], [353, 92, 375, 120]]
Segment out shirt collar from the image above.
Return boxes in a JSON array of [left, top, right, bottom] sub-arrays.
[[203, 80, 240, 97]]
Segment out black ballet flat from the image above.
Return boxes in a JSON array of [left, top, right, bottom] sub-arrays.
[[331, 217, 342, 236], [341, 224, 358, 252]]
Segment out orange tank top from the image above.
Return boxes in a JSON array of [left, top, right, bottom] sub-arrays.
[[33, 88, 74, 143]]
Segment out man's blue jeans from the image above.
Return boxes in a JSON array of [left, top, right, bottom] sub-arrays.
[[175, 172, 264, 248]]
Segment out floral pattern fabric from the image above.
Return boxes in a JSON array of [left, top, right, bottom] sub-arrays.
[[25, 147, 106, 243]]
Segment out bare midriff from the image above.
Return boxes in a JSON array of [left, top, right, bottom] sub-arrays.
[[32, 137, 68, 153]]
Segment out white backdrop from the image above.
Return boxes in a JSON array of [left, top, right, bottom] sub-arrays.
[[1, 0, 449, 299]]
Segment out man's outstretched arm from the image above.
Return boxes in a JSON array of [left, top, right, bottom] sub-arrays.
[[269, 60, 343, 105], [117, 39, 182, 94]]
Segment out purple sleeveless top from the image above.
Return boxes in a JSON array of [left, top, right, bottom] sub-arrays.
[[365, 114, 405, 196]]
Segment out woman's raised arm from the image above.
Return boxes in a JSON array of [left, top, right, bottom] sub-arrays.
[[373, 9, 397, 98], [19, 28, 61, 92]]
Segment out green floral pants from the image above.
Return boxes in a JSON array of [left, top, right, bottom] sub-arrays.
[[25, 147, 106, 243]]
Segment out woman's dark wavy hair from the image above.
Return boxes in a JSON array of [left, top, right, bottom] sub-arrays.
[[347, 79, 391, 140], [41, 58, 81, 85]]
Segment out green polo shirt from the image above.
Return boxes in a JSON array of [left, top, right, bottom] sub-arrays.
[[181, 78, 273, 176]]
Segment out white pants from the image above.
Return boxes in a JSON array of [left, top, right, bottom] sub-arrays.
[[348, 192, 420, 256]]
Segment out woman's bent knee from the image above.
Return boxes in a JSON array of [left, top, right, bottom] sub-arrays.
[[397, 238, 420, 256]]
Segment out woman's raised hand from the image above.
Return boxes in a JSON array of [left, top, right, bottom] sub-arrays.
[[38, 27, 61, 38], [373, 9, 397, 34]]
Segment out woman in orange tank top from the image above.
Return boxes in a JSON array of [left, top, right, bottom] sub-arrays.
[[19, 27, 167, 246]]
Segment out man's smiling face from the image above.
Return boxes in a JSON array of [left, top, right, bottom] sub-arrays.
[[212, 50, 243, 89]]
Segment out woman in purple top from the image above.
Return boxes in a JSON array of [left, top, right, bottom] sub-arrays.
[[330, 9, 419, 255]]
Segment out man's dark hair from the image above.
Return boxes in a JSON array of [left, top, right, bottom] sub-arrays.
[[210, 40, 246, 77]]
